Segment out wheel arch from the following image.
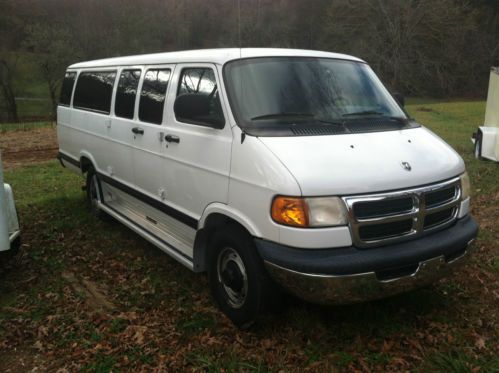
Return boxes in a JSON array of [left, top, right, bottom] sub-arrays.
[[193, 205, 262, 273], [79, 151, 98, 174]]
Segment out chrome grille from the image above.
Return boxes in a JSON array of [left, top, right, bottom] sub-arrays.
[[353, 197, 413, 219], [343, 178, 461, 248], [424, 207, 456, 228]]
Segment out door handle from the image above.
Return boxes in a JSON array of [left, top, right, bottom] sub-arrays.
[[132, 127, 144, 135], [165, 134, 180, 143]]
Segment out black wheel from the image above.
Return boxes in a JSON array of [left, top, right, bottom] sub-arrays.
[[208, 225, 280, 328], [85, 168, 109, 220], [474, 131, 483, 160]]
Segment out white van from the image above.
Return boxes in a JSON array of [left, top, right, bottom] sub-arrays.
[[57, 48, 478, 327], [0, 151, 21, 259]]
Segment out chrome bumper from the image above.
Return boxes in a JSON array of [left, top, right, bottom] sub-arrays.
[[265, 241, 474, 305]]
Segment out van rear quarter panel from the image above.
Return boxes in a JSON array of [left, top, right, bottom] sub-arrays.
[[66, 109, 110, 174]]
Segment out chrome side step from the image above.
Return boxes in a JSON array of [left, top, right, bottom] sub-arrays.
[[98, 201, 194, 271], [100, 182, 196, 257]]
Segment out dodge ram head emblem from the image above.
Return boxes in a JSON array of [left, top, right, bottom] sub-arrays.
[[402, 162, 412, 171]]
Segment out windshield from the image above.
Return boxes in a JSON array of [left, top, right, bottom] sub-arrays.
[[224, 57, 410, 135]]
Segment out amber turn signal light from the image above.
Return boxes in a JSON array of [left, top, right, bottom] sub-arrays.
[[271, 196, 309, 227]]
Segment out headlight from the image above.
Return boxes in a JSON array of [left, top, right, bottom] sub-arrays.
[[460, 172, 471, 200], [271, 196, 348, 228]]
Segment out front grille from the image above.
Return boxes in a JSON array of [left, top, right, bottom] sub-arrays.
[[354, 197, 413, 219], [343, 178, 461, 248], [424, 208, 455, 228], [426, 186, 456, 207], [359, 219, 413, 241]]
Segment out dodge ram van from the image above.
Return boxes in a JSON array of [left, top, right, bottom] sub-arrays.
[[57, 49, 478, 326]]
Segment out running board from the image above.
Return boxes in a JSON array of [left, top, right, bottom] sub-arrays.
[[100, 182, 196, 257], [98, 202, 194, 271]]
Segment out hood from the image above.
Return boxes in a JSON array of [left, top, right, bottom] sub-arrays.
[[259, 127, 465, 196]]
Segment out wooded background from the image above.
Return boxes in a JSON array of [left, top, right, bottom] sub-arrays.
[[1, 0, 498, 122]]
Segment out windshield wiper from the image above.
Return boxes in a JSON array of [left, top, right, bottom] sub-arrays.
[[342, 110, 384, 117], [251, 112, 314, 121]]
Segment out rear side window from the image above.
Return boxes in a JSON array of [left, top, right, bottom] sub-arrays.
[[176, 68, 224, 127], [59, 72, 77, 106], [139, 69, 171, 124], [115, 69, 141, 119], [73, 71, 116, 114]]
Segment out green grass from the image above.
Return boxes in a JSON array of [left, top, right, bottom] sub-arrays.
[[0, 121, 53, 132], [0, 99, 497, 372], [420, 350, 499, 373]]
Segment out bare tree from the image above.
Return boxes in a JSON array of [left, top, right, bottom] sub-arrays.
[[320, 0, 494, 96], [0, 55, 19, 122], [24, 24, 81, 115], [0, 0, 497, 107]]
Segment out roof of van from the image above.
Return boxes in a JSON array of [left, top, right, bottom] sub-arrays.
[[68, 48, 365, 69]]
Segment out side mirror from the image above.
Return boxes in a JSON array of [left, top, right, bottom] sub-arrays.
[[393, 92, 405, 108], [174, 93, 224, 129]]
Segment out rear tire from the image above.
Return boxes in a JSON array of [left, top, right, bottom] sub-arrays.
[[85, 168, 110, 220], [208, 225, 280, 328]]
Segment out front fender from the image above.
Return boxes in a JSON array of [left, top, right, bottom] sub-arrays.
[[199, 203, 262, 238]]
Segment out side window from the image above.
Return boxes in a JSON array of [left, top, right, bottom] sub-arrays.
[[59, 71, 77, 106], [115, 69, 141, 119], [73, 71, 116, 114], [175, 68, 225, 128], [139, 69, 171, 125]]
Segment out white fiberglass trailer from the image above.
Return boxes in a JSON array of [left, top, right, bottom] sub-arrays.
[[474, 67, 499, 161], [0, 151, 20, 257]]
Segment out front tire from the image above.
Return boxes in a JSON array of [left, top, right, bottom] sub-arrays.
[[208, 225, 279, 328]]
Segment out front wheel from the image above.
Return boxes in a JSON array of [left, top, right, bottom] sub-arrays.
[[208, 225, 280, 328]]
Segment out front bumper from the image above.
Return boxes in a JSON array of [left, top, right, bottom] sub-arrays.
[[255, 216, 478, 304]]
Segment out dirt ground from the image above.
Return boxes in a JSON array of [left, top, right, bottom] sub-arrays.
[[0, 127, 58, 169]]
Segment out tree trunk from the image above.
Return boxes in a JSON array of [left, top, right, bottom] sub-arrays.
[[48, 82, 57, 119], [43, 64, 58, 118], [0, 59, 18, 122]]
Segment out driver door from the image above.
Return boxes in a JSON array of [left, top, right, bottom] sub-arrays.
[[160, 64, 232, 221]]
